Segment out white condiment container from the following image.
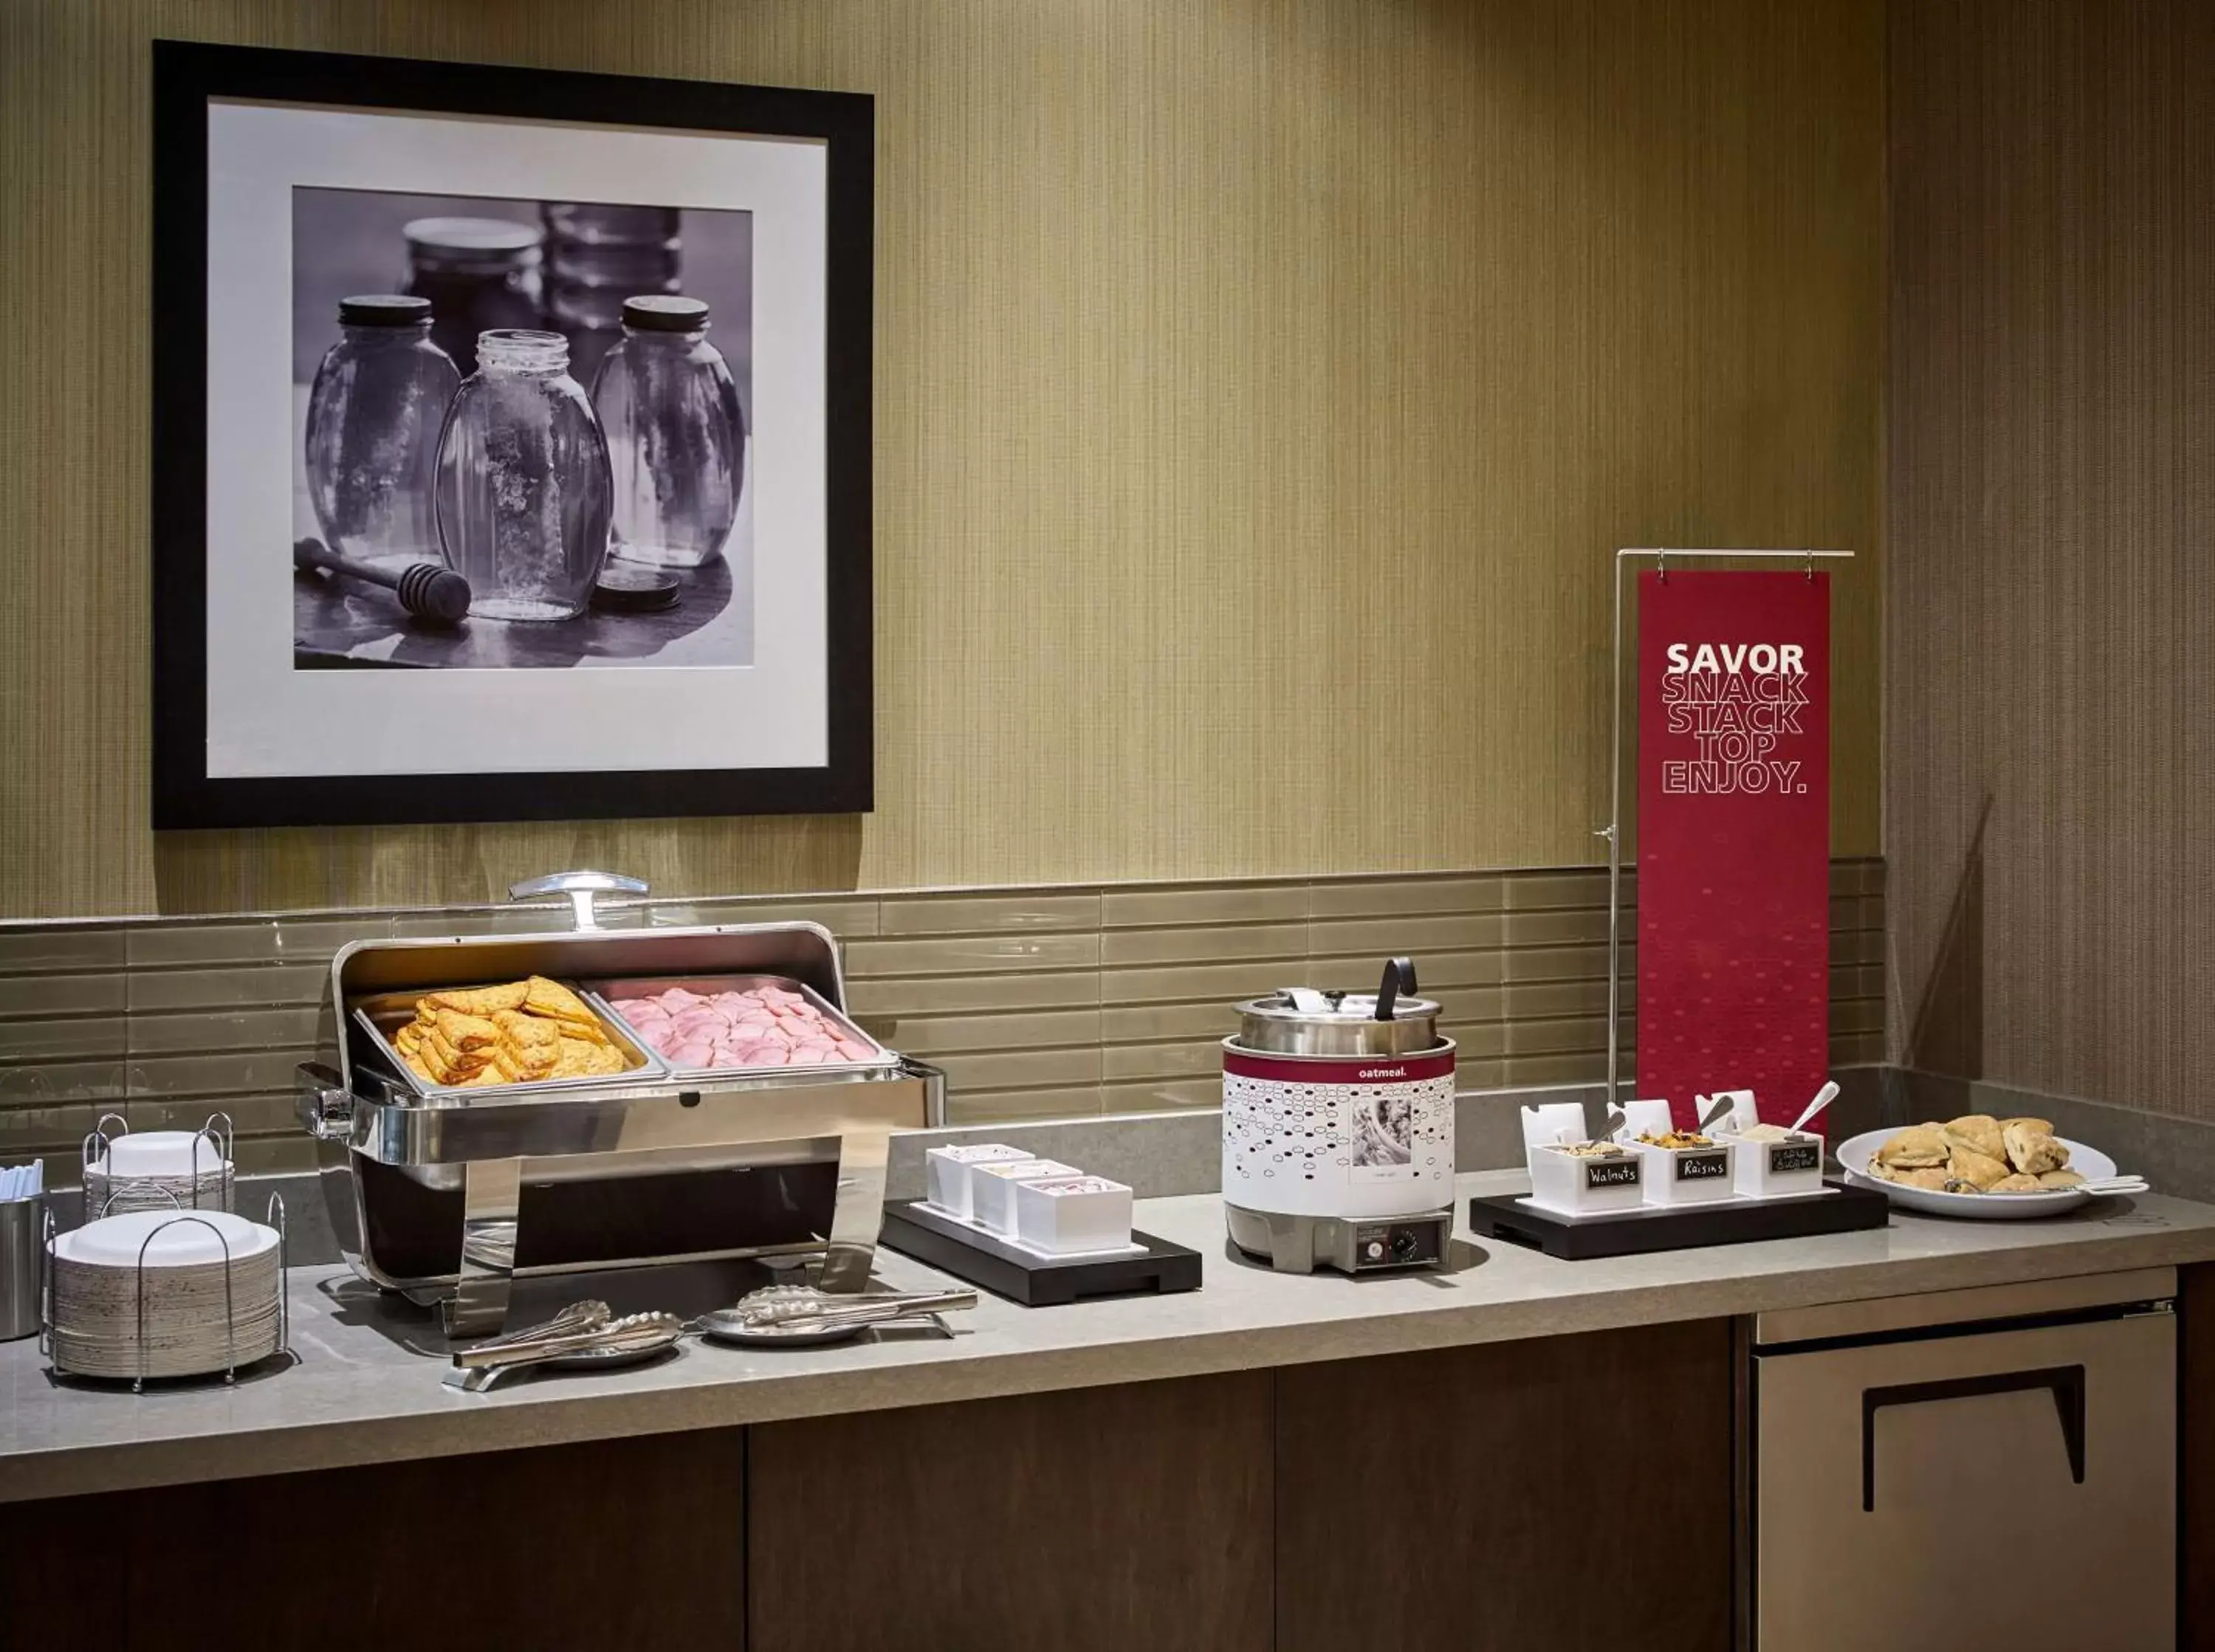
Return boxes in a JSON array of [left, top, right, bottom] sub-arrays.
[[924, 1143, 1035, 1220], [1695, 1090, 1759, 1135], [1628, 1135, 1737, 1206], [1525, 1144, 1645, 1216], [969, 1159, 1079, 1233], [1718, 1129, 1827, 1199], [1517, 1101, 1590, 1158], [1013, 1175, 1134, 1255], [1618, 1098, 1677, 1139]]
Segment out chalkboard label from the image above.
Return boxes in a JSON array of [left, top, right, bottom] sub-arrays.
[[1767, 1141, 1821, 1175], [1676, 1151, 1731, 1182], [1584, 1159, 1641, 1190]]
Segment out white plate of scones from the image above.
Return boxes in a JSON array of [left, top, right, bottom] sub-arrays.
[[1836, 1114, 2124, 1218]]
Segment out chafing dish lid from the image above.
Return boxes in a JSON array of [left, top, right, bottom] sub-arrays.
[[334, 920, 845, 1002], [329, 920, 854, 1088]]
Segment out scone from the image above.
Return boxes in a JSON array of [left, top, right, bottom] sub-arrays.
[[1946, 1146, 2012, 1190], [1942, 1115, 2006, 1163], [2002, 1115, 2054, 1137], [1988, 1172, 2043, 1194], [1896, 1167, 1951, 1191], [2037, 1169, 2086, 1189], [2002, 1121, 2069, 1175], [1875, 1126, 1949, 1169]]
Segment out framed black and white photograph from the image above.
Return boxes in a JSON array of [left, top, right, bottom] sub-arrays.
[[151, 41, 873, 828]]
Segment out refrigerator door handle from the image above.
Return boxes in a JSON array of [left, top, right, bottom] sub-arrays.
[[1861, 1363, 2086, 1512]]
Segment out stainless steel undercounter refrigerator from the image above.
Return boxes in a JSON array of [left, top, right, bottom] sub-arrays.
[[1746, 1267, 2176, 1650]]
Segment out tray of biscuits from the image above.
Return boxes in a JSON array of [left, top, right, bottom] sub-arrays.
[[351, 974, 662, 1097], [1835, 1113, 2126, 1217]]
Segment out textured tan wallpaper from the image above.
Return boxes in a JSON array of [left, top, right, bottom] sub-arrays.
[[0, 0, 1883, 919], [1887, 0, 2215, 1116]]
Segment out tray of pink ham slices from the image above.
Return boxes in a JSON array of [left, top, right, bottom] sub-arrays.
[[585, 974, 897, 1077]]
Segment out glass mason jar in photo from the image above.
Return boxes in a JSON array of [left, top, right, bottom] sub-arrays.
[[402, 216, 545, 379], [542, 203, 681, 385], [303, 295, 459, 574], [435, 329, 613, 622], [591, 295, 746, 569]]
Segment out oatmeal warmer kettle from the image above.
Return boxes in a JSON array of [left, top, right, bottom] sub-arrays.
[[1222, 957, 1456, 1274]]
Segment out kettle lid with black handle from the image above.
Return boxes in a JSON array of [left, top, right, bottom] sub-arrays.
[[1242, 957, 1438, 1024]]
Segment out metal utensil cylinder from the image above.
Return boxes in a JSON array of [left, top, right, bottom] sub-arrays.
[[1233, 957, 1440, 1055], [1233, 999, 1442, 1056], [0, 1195, 45, 1341]]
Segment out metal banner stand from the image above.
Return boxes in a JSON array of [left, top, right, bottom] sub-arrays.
[[1601, 547, 1855, 1118]]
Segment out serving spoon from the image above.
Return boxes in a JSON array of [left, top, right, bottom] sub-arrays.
[[1790, 1081, 1841, 1135]]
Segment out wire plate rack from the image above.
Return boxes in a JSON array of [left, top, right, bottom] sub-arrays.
[[80, 1110, 236, 1219], [39, 1187, 291, 1391]]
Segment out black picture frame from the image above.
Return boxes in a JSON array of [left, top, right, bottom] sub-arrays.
[[150, 39, 873, 830]]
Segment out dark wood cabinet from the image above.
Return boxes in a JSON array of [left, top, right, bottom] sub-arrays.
[[1, 1324, 1740, 1651], [747, 1371, 1274, 1652], [1274, 1320, 1736, 1652], [0, 1427, 747, 1651]]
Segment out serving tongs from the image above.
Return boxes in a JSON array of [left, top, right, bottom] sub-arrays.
[[443, 1301, 687, 1392], [694, 1283, 979, 1345], [465, 1298, 612, 1353]]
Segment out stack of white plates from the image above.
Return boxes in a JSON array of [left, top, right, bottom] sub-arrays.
[[49, 1210, 282, 1380], [84, 1131, 233, 1216]]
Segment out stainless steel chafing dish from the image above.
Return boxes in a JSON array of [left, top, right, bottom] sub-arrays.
[[295, 872, 944, 1335]]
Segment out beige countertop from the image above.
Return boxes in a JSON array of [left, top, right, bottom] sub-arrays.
[[6, 1171, 2214, 1505]]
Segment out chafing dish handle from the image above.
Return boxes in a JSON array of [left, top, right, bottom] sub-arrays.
[[818, 1129, 893, 1294], [507, 870, 648, 932], [295, 1063, 355, 1142], [445, 1157, 524, 1338]]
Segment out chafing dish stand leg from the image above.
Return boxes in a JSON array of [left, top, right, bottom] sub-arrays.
[[818, 1129, 892, 1293], [444, 1156, 523, 1337]]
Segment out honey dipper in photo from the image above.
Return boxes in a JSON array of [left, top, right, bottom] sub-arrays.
[[294, 536, 472, 624]]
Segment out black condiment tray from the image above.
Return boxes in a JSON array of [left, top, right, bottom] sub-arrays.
[[1468, 1180, 1890, 1260], [880, 1199, 1201, 1306]]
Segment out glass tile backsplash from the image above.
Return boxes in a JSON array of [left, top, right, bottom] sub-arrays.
[[0, 861, 1886, 1184]]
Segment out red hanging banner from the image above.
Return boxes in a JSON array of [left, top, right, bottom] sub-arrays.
[[1636, 571, 1830, 1129]]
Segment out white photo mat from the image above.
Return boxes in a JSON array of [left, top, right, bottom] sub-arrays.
[[203, 99, 831, 779]]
